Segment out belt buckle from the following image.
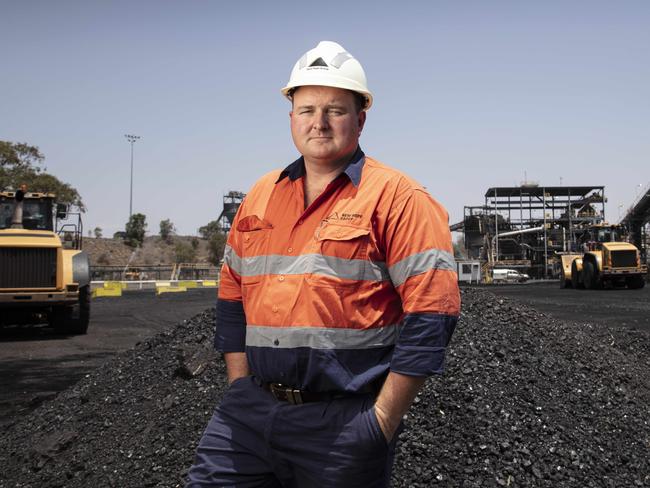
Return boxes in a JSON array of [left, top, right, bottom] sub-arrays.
[[270, 383, 303, 405]]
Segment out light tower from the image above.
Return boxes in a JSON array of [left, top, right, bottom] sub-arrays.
[[124, 134, 140, 218]]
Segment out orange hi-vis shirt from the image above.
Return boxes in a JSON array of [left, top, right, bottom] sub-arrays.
[[216, 148, 460, 393]]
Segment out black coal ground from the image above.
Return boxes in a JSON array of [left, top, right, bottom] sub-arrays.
[[1, 288, 648, 488]]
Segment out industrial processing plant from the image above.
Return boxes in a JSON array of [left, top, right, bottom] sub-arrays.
[[452, 184, 650, 281]]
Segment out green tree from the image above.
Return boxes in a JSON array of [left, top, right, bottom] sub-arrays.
[[174, 241, 197, 263], [125, 213, 147, 247], [93, 227, 103, 238], [0, 141, 85, 209], [207, 233, 227, 266], [159, 218, 175, 243], [198, 220, 227, 265], [198, 220, 221, 240]]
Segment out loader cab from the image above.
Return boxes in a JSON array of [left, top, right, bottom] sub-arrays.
[[595, 227, 619, 243], [0, 191, 83, 250], [580, 225, 627, 251], [0, 193, 55, 231]]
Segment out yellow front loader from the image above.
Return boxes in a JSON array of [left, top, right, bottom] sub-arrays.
[[558, 224, 646, 290], [0, 188, 90, 334]]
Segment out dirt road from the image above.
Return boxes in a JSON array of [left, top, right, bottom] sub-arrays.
[[0, 288, 216, 427], [487, 281, 650, 331]]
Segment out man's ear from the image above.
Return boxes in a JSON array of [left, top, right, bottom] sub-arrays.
[[357, 110, 366, 134]]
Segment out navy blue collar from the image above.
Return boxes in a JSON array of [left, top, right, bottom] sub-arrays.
[[276, 147, 365, 187]]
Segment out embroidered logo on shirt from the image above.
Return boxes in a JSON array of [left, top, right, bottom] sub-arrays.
[[327, 211, 363, 222]]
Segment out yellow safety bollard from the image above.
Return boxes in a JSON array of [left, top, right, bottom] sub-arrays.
[[104, 281, 126, 290], [156, 286, 187, 296], [178, 280, 199, 289], [93, 286, 122, 298]]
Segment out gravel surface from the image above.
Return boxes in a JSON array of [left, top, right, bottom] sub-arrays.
[[0, 288, 217, 429], [1, 288, 648, 488]]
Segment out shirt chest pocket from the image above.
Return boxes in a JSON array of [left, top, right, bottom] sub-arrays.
[[308, 223, 371, 287], [238, 216, 272, 286]]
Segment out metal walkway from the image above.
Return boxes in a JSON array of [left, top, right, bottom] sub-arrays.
[[620, 182, 650, 257]]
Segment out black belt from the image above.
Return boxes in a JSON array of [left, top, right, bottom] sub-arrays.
[[259, 379, 381, 405]]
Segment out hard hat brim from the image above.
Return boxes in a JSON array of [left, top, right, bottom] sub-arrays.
[[281, 81, 373, 110]]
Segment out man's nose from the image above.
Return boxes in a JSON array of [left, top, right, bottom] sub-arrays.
[[312, 111, 329, 131]]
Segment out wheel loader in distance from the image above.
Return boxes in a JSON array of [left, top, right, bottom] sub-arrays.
[[0, 187, 91, 333], [558, 223, 647, 290]]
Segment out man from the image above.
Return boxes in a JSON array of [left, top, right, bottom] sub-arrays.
[[187, 40, 460, 487]]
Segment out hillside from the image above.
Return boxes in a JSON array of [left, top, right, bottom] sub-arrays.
[[83, 236, 211, 267]]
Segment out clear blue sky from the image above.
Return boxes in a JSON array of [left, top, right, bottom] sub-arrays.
[[1, 1, 649, 236]]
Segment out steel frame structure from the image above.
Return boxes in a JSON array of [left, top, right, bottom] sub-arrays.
[[462, 185, 606, 278]]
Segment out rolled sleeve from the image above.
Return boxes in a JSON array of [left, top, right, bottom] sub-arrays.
[[383, 181, 460, 376], [214, 299, 246, 352], [390, 313, 457, 376]]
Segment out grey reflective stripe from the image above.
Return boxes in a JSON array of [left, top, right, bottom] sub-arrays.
[[389, 248, 457, 287], [225, 249, 389, 282], [330, 52, 353, 69], [225, 245, 454, 285], [223, 245, 242, 274], [246, 324, 401, 350]]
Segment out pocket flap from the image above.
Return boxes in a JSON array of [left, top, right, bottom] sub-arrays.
[[237, 215, 273, 232], [318, 224, 370, 242]]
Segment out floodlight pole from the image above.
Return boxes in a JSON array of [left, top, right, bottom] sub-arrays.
[[125, 134, 140, 219]]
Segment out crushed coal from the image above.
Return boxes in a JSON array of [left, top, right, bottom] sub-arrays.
[[1, 288, 648, 488]]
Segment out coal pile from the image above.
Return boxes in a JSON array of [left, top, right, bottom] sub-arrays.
[[1, 288, 648, 488], [392, 288, 649, 488]]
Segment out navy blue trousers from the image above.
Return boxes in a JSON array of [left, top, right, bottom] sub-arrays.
[[186, 376, 399, 487]]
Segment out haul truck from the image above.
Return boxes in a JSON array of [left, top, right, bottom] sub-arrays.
[[559, 224, 646, 290], [0, 187, 90, 333]]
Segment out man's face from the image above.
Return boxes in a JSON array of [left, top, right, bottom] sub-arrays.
[[290, 86, 366, 166]]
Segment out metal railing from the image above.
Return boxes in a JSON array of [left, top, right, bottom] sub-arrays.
[[90, 264, 219, 282]]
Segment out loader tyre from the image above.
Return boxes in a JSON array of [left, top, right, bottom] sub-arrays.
[[51, 285, 90, 335], [73, 285, 91, 334], [571, 261, 583, 289], [559, 272, 571, 289], [583, 260, 600, 290], [626, 275, 646, 290]]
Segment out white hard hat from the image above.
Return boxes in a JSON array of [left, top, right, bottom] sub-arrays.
[[281, 41, 373, 110]]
